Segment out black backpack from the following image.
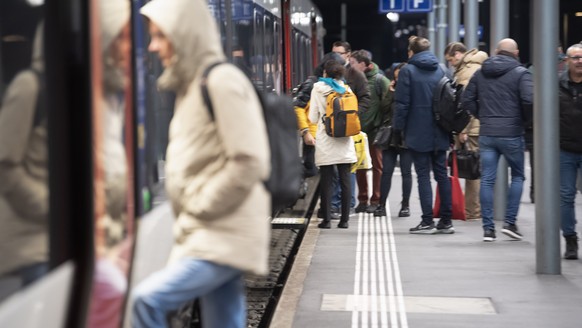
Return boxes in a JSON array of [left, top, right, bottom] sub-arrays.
[[432, 75, 470, 134], [201, 62, 302, 215]]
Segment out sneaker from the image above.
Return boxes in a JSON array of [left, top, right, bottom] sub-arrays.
[[501, 224, 523, 240], [330, 207, 340, 220], [366, 204, 379, 213], [409, 222, 436, 234], [483, 229, 496, 242], [436, 220, 455, 234], [355, 203, 368, 213], [373, 205, 386, 217], [349, 208, 356, 217], [398, 207, 410, 217]]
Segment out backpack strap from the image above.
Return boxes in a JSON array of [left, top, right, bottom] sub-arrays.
[[201, 61, 227, 120]]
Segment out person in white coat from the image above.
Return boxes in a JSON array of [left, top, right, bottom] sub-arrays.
[[133, 0, 271, 327], [309, 60, 357, 229]]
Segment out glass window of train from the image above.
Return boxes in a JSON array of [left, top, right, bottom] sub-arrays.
[[86, 1, 135, 326], [264, 14, 274, 93], [299, 35, 307, 84], [252, 8, 265, 91], [306, 39, 313, 79], [292, 31, 299, 87], [231, 20, 253, 79], [0, 1, 49, 302], [274, 21, 283, 94]]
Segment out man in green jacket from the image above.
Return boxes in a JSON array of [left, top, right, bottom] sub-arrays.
[[349, 50, 392, 213]]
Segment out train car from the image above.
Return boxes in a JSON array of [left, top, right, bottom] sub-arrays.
[[0, 0, 323, 327]]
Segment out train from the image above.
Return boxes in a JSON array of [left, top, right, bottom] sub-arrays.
[[0, 0, 324, 327]]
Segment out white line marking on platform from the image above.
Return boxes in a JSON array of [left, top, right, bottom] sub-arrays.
[[322, 294, 496, 315], [349, 202, 409, 327]]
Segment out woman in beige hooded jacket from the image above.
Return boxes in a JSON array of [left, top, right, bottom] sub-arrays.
[[133, 0, 270, 327]]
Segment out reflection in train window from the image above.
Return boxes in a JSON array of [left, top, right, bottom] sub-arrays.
[[253, 8, 265, 90], [0, 0, 48, 303], [85, 0, 135, 326]]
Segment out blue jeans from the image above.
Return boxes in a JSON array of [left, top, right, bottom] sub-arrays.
[[410, 150, 451, 224], [379, 147, 413, 207], [332, 171, 356, 210], [479, 136, 525, 231], [132, 259, 245, 328], [560, 150, 582, 237]]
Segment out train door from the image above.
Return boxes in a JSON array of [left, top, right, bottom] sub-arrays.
[[0, 2, 74, 326], [0, 0, 96, 327]]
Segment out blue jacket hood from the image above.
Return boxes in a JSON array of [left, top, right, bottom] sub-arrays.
[[481, 53, 522, 78], [408, 51, 439, 71]]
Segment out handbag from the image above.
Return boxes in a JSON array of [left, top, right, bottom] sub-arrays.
[[354, 132, 373, 170], [448, 143, 480, 180], [372, 125, 393, 149], [434, 151, 466, 221]]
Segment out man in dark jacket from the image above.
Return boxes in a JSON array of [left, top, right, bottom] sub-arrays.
[[558, 43, 582, 259], [393, 36, 454, 234], [460, 38, 533, 242]]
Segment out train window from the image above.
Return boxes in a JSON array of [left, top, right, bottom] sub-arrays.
[[85, 0, 135, 326], [252, 8, 265, 90], [304, 37, 312, 81], [274, 20, 282, 94], [0, 0, 48, 302], [230, 0, 254, 79], [292, 31, 299, 87], [264, 14, 274, 92]]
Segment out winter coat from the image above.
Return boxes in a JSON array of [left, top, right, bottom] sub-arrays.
[[393, 51, 449, 152], [558, 71, 582, 153], [293, 76, 318, 138], [0, 23, 48, 275], [346, 65, 371, 113], [360, 63, 392, 141], [141, 0, 271, 275], [454, 49, 488, 137], [308, 81, 357, 166], [460, 53, 533, 137]]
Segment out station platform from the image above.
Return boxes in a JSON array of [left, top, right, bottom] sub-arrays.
[[271, 161, 582, 328]]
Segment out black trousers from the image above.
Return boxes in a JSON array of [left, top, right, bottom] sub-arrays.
[[320, 163, 351, 222]]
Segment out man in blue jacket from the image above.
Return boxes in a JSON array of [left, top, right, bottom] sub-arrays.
[[394, 36, 454, 234], [460, 38, 533, 242]]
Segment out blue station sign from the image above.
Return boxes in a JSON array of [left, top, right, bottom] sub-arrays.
[[379, 0, 434, 13]]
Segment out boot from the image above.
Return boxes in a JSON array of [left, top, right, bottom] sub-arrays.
[[337, 220, 349, 229], [318, 220, 331, 229], [564, 235, 579, 260]]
